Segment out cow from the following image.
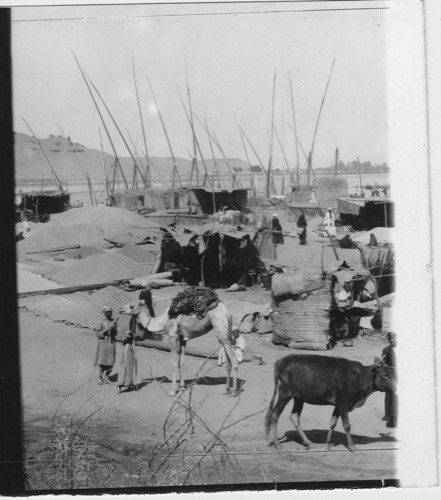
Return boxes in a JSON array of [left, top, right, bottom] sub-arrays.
[[265, 354, 396, 452]]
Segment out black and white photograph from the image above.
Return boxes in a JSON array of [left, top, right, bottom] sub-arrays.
[[2, 0, 439, 495]]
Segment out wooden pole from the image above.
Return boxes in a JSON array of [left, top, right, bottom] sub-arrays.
[[147, 76, 182, 188], [132, 54, 152, 188], [237, 122, 268, 176], [58, 125, 98, 205], [266, 69, 277, 198], [22, 117, 64, 191], [203, 114, 222, 188], [87, 75, 147, 189], [185, 59, 199, 186], [99, 128, 111, 199], [72, 51, 129, 189], [177, 87, 206, 187], [334, 147, 339, 177], [308, 59, 336, 185], [289, 73, 301, 187]]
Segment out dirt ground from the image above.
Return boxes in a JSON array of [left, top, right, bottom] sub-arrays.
[[18, 218, 397, 490]]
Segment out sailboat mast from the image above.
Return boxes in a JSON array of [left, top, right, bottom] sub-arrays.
[[147, 77, 182, 188], [22, 117, 64, 192], [72, 51, 129, 190], [99, 128, 111, 199], [289, 73, 301, 186], [132, 54, 152, 188], [308, 59, 336, 185], [266, 69, 277, 198]]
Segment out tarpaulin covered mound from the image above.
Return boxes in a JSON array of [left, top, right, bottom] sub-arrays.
[[17, 223, 105, 253], [52, 206, 159, 240], [117, 244, 157, 263], [50, 253, 149, 285], [352, 227, 394, 245], [25, 286, 133, 330]]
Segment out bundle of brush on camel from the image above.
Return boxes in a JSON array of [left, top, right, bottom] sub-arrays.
[[120, 286, 241, 397]]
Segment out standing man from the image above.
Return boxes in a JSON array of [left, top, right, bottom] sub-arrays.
[[94, 306, 119, 384], [139, 283, 155, 317], [271, 214, 284, 245], [381, 331, 397, 428], [297, 211, 308, 245]]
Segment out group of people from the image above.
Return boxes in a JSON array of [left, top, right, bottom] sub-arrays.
[[94, 306, 138, 393]]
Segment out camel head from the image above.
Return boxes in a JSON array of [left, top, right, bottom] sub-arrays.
[[119, 300, 146, 316]]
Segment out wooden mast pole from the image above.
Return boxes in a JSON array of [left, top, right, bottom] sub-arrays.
[[86, 75, 147, 189], [203, 114, 222, 188], [72, 52, 129, 190], [185, 60, 199, 187], [98, 128, 111, 200], [308, 58, 336, 186], [22, 117, 64, 192], [266, 69, 277, 198], [177, 88, 211, 188], [273, 124, 293, 192], [334, 147, 339, 177], [58, 125, 97, 205], [147, 76, 182, 188], [289, 73, 301, 186], [132, 54, 152, 188]]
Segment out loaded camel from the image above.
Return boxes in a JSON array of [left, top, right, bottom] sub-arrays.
[[120, 295, 240, 397]]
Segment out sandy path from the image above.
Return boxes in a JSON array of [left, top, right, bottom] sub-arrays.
[[20, 306, 397, 487]]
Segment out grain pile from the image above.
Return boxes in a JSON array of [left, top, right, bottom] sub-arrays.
[[52, 206, 159, 239], [24, 286, 134, 330], [117, 244, 157, 263], [17, 270, 63, 293], [62, 246, 105, 259], [17, 223, 105, 253], [50, 253, 149, 285]]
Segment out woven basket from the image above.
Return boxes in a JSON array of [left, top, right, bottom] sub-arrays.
[[271, 276, 332, 350]]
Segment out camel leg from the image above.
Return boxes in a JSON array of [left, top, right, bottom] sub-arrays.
[[223, 357, 232, 395], [223, 342, 239, 396], [289, 398, 312, 448], [178, 338, 186, 391], [326, 407, 340, 450], [168, 334, 180, 396], [339, 406, 356, 452]]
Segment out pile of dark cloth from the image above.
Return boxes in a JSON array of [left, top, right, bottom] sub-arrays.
[[168, 287, 219, 319]]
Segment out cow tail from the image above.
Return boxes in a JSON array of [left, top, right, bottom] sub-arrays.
[[265, 369, 279, 439]]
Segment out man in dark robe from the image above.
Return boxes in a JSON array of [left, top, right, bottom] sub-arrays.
[[382, 331, 397, 428], [271, 214, 284, 245], [297, 211, 307, 245], [139, 284, 155, 317], [183, 236, 202, 286]]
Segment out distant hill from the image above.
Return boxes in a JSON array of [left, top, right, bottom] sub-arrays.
[[14, 132, 251, 185]]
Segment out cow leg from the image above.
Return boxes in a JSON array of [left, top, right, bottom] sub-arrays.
[[267, 394, 291, 447], [339, 406, 356, 452], [326, 407, 340, 450], [289, 398, 312, 448]]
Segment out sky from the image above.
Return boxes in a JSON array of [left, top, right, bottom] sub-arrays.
[[12, 1, 389, 169]]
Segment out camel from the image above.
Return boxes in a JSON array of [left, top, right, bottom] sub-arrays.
[[120, 299, 240, 396]]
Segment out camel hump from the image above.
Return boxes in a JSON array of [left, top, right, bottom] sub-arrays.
[[168, 286, 219, 319]]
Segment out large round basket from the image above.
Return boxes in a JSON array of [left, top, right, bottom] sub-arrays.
[[271, 273, 332, 351]]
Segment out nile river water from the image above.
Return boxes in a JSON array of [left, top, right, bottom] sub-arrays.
[[16, 172, 390, 207]]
